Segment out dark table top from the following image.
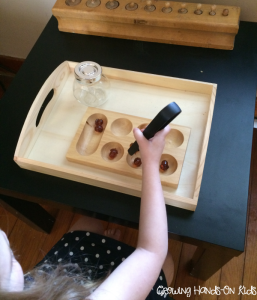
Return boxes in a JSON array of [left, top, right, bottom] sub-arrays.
[[0, 17, 256, 252]]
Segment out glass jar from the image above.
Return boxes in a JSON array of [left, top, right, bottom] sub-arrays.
[[73, 61, 110, 107]]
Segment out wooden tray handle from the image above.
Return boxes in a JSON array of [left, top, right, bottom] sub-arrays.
[[14, 61, 71, 159]]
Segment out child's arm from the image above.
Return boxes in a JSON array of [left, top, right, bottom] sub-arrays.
[[136, 126, 169, 259], [89, 126, 170, 300]]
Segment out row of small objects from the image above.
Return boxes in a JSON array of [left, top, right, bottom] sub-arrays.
[[66, 0, 230, 15]]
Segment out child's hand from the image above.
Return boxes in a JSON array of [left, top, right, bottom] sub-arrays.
[[133, 125, 170, 167]]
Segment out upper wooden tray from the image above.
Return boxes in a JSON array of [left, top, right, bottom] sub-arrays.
[[52, 0, 240, 49], [14, 61, 217, 211]]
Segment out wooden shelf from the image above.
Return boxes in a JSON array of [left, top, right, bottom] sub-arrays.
[[52, 0, 240, 49]]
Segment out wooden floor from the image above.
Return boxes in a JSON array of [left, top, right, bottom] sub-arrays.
[[1, 56, 257, 299]]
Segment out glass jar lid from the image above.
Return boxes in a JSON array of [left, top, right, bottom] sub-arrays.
[[74, 61, 102, 83]]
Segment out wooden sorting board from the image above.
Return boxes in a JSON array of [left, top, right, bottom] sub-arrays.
[[52, 0, 240, 50], [66, 108, 191, 188]]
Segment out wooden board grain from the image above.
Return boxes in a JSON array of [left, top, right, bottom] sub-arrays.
[[218, 254, 245, 300], [174, 243, 198, 299], [168, 239, 183, 289], [35, 209, 75, 264], [194, 270, 220, 300], [66, 108, 190, 188], [0, 206, 17, 236]]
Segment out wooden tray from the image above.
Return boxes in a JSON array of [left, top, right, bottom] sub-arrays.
[[66, 107, 191, 188], [14, 61, 217, 211]]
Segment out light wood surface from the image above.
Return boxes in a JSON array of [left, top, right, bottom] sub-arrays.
[[66, 107, 191, 188], [14, 61, 216, 210], [52, 0, 240, 49]]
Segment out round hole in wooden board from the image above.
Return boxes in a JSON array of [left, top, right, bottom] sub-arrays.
[[165, 129, 184, 148], [138, 123, 149, 131], [159, 154, 178, 176], [126, 152, 142, 169], [111, 118, 133, 136], [101, 142, 124, 162]]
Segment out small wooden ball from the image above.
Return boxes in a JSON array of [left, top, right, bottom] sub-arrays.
[[194, 3, 203, 15], [179, 3, 187, 13], [209, 4, 216, 15], [160, 160, 169, 171], [134, 157, 142, 167], [222, 9, 229, 16], [95, 125, 103, 132], [95, 119, 103, 126], [109, 148, 118, 159]]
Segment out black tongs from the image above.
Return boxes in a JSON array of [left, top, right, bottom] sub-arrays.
[[128, 102, 182, 156]]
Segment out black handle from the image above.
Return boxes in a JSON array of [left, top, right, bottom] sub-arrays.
[[128, 102, 181, 156]]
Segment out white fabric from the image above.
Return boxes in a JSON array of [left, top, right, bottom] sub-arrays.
[[0, 230, 24, 292]]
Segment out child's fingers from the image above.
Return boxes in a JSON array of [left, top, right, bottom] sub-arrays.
[[133, 128, 146, 150], [134, 125, 170, 146], [163, 125, 171, 136], [133, 128, 144, 144]]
